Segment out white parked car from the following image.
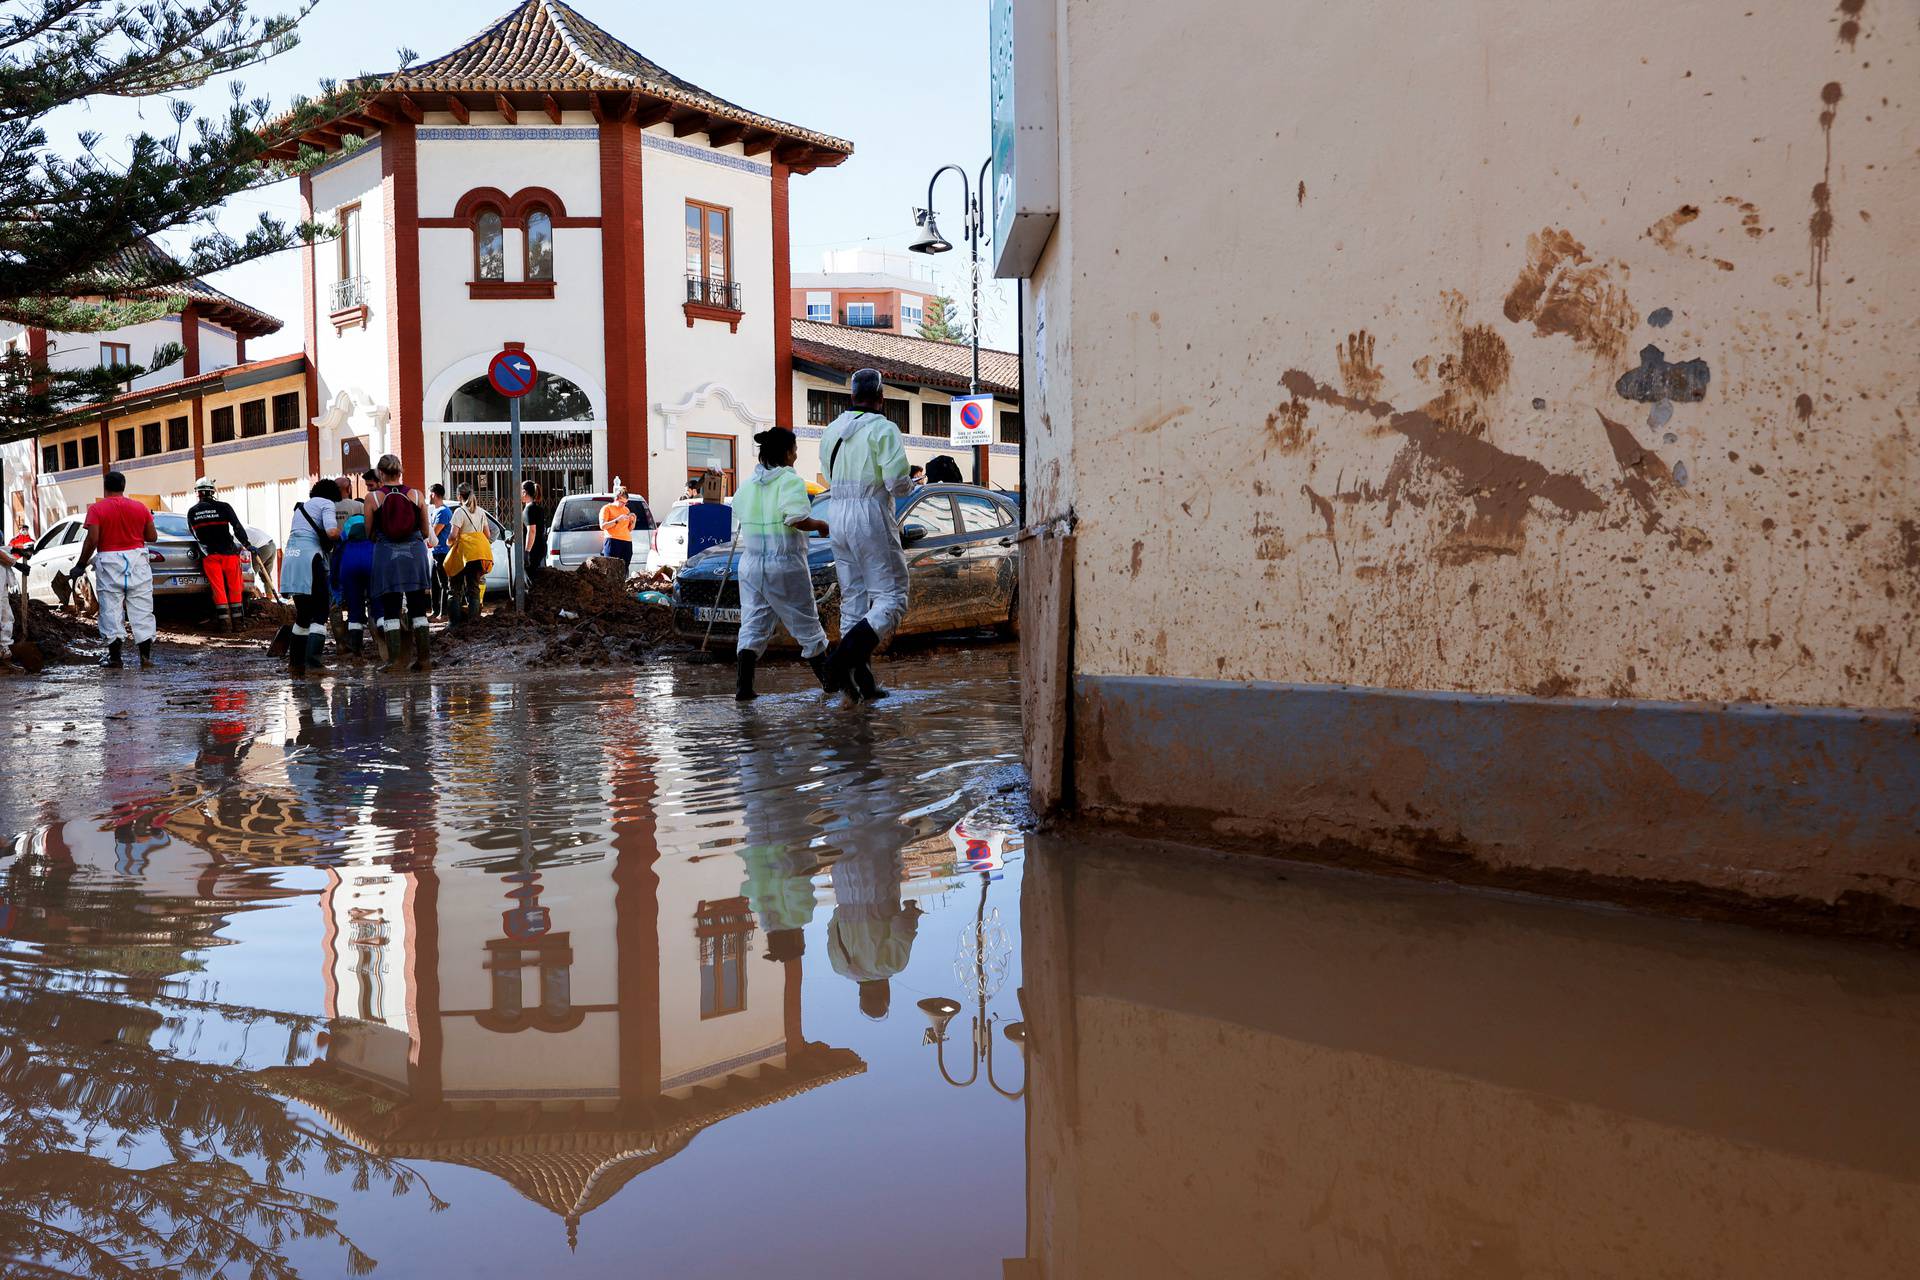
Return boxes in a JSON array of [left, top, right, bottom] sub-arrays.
[[544, 493, 723, 576]]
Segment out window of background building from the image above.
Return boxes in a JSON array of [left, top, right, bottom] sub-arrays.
[[686, 433, 736, 494], [525, 207, 553, 281], [61, 440, 79, 471], [879, 399, 909, 433], [999, 411, 1024, 445], [210, 405, 235, 443], [240, 399, 266, 438], [81, 436, 98, 467], [921, 403, 951, 438], [272, 392, 301, 432], [685, 200, 732, 288], [805, 293, 831, 321], [167, 416, 189, 452], [902, 296, 924, 327], [42, 444, 58, 473], [473, 207, 505, 281], [807, 389, 850, 427], [115, 427, 135, 460], [846, 301, 875, 326], [337, 203, 361, 281], [140, 421, 161, 456], [100, 342, 130, 369]]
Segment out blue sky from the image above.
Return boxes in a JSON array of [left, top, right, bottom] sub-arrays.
[[50, 0, 1012, 352]]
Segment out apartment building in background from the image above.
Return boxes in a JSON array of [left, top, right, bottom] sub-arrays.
[[790, 248, 939, 336]]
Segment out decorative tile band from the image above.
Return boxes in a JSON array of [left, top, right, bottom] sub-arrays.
[[42, 467, 100, 485], [660, 1041, 785, 1092], [205, 429, 307, 459], [418, 126, 600, 142], [796, 424, 1021, 457], [642, 132, 771, 177], [119, 448, 194, 472]]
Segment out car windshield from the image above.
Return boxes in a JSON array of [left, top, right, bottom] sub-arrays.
[[153, 513, 189, 538]]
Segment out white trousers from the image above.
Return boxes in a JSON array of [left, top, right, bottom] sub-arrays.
[[737, 551, 828, 659], [828, 491, 909, 642], [0, 565, 12, 650], [95, 549, 157, 644]]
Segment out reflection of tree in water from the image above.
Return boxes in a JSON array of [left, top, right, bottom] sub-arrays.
[[0, 857, 444, 1277]]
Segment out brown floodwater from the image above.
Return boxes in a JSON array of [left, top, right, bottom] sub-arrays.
[[3, 648, 1919, 1278]]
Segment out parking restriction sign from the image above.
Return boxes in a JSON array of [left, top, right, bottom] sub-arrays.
[[952, 393, 994, 446]]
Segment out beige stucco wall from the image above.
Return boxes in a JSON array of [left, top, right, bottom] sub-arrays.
[[1028, 0, 1916, 708]]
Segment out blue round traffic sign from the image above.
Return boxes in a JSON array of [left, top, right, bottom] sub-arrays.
[[488, 349, 538, 398]]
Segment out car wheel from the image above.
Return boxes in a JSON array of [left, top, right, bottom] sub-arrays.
[[996, 587, 1019, 640]]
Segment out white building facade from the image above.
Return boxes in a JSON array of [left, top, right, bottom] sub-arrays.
[[277, 0, 851, 519]]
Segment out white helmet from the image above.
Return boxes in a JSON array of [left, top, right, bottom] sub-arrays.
[[194, 476, 216, 492]]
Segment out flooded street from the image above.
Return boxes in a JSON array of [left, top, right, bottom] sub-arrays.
[[4, 650, 1920, 1278]]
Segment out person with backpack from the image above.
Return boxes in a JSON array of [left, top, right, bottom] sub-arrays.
[[282, 478, 340, 677], [364, 454, 433, 674], [185, 477, 253, 632]]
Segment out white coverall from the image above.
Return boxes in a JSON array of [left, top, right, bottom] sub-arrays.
[[819, 410, 913, 640], [0, 561, 13, 651], [732, 464, 829, 659], [94, 549, 157, 644]]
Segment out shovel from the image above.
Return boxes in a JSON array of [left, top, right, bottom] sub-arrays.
[[9, 561, 44, 673]]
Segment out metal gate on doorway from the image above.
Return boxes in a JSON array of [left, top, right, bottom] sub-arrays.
[[442, 428, 595, 524]]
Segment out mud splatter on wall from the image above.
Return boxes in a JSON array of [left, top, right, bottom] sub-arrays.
[[1503, 228, 1635, 362], [1812, 82, 1842, 314]]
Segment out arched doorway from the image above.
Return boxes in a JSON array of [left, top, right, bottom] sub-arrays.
[[440, 370, 597, 522]]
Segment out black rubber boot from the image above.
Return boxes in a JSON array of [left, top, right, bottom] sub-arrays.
[[229, 605, 244, 632], [346, 626, 364, 658], [807, 651, 835, 694], [136, 639, 153, 668], [382, 628, 410, 675], [826, 621, 878, 702], [853, 661, 888, 701], [289, 633, 307, 677], [411, 623, 433, 674], [734, 649, 758, 701], [99, 640, 123, 669], [305, 631, 327, 673]]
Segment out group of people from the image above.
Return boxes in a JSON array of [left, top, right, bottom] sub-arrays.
[[6, 366, 928, 703]]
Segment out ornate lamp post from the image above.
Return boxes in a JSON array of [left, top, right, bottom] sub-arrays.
[[908, 158, 993, 485]]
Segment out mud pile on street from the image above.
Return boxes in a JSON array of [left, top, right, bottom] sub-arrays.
[[5, 592, 96, 666], [438, 560, 675, 670]]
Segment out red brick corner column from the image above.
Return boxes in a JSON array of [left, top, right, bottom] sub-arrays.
[[599, 121, 648, 497], [382, 123, 425, 475], [772, 160, 793, 429], [179, 303, 202, 377]]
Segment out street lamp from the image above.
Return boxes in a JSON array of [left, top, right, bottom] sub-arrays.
[[909, 158, 992, 485], [914, 874, 1025, 1100]]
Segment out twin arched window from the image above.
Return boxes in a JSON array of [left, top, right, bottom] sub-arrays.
[[471, 205, 554, 283]]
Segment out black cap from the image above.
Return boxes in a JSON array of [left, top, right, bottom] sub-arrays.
[[849, 367, 884, 405]]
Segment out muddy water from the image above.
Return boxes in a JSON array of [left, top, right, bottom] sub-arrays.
[[4, 650, 1920, 1278]]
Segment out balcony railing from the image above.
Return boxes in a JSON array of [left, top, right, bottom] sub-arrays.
[[839, 310, 894, 329], [329, 276, 368, 312], [687, 276, 742, 311]]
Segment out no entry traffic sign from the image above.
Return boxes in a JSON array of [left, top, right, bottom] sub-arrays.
[[488, 348, 538, 398], [953, 393, 994, 446]]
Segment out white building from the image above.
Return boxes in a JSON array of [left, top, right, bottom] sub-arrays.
[[272, 0, 851, 518], [791, 247, 939, 337]]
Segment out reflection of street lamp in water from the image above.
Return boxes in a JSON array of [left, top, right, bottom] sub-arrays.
[[916, 874, 1026, 1099]]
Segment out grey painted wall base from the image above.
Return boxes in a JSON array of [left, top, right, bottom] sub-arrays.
[[1073, 675, 1920, 938]]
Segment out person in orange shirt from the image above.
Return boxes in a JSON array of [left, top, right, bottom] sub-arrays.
[[598, 481, 637, 571]]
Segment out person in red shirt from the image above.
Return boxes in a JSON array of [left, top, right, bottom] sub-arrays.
[[68, 470, 159, 668]]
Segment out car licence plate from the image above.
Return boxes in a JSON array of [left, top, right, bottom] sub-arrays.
[[694, 607, 740, 623]]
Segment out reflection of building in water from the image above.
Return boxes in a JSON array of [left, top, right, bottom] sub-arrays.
[[270, 756, 863, 1244], [1012, 839, 1920, 1279]]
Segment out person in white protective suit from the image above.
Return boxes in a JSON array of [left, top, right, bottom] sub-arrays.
[[732, 426, 838, 700], [67, 470, 160, 668], [0, 541, 18, 669], [818, 368, 914, 701]]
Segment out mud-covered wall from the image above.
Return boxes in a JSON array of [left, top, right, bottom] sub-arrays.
[[1029, 0, 1916, 707]]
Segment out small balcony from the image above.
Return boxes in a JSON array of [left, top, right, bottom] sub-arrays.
[[685, 275, 743, 332], [839, 310, 894, 329], [329, 276, 368, 312]]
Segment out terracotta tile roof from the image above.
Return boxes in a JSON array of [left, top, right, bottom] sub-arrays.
[[382, 0, 850, 155], [792, 318, 1020, 397], [97, 239, 283, 338], [56, 353, 306, 425]]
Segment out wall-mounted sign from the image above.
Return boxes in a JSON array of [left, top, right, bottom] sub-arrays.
[[989, 0, 1059, 279], [953, 394, 995, 446]]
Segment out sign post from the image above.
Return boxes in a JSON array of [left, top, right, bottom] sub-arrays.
[[952, 393, 995, 484], [486, 348, 538, 614]]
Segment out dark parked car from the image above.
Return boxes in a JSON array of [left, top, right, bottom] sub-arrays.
[[672, 483, 1020, 648]]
